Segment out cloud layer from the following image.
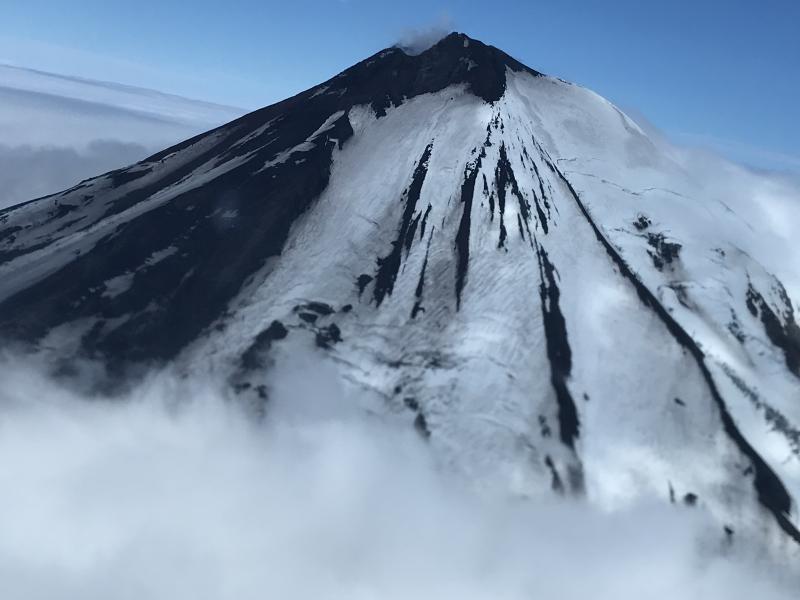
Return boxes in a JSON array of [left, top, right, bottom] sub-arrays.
[[0, 64, 242, 210], [0, 141, 149, 207], [0, 354, 796, 599]]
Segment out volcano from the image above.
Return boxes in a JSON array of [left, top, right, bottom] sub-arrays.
[[1, 33, 798, 556]]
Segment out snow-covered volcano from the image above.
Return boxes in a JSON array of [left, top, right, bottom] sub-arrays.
[[0, 33, 798, 558]]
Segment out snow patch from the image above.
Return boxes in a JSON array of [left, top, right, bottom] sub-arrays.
[[257, 110, 344, 173], [101, 272, 135, 299]]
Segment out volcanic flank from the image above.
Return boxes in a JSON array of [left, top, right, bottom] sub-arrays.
[[0, 33, 799, 556]]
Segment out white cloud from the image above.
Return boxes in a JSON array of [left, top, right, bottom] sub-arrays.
[[0, 141, 149, 208], [396, 15, 454, 55], [0, 352, 795, 599], [0, 64, 242, 210], [672, 132, 800, 174]]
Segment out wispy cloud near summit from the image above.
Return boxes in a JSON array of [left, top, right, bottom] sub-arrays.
[[396, 14, 454, 55]]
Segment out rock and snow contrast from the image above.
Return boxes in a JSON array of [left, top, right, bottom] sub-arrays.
[[1, 32, 798, 567]]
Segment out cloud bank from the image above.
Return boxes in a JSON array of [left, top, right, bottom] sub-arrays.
[[0, 354, 796, 599], [0, 64, 242, 210], [0, 141, 149, 207]]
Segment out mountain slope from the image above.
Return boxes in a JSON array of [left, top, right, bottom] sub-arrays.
[[1, 33, 798, 558]]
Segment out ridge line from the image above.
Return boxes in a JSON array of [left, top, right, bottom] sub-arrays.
[[538, 145, 800, 546]]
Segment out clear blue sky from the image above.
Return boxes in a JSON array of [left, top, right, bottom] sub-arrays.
[[1, 0, 798, 172]]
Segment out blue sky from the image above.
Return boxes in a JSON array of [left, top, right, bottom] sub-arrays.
[[1, 0, 798, 171]]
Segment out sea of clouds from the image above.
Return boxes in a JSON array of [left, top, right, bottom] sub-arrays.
[[0, 352, 796, 600]]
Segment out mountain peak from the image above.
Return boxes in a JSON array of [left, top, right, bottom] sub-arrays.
[[398, 31, 500, 57], [399, 31, 474, 54], [415, 31, 536, 71], [392, 31, 476, 56], [324, 32, 542, 110]]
